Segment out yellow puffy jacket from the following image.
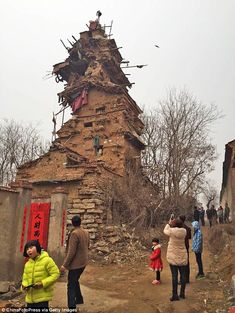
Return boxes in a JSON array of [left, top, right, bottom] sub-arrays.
[[22, 251, 60, 303]]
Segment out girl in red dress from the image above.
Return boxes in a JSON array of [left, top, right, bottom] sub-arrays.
[[149, 238, 163, 284]]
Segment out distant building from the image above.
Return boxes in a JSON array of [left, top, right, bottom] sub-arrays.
[[220, 139, 235, 218]]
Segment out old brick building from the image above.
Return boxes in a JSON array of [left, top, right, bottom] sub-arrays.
[[16, 18, 147, 238], [220, 139, 235, 219]]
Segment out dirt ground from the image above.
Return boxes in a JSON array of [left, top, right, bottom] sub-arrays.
[[1, 225, 234, 313]]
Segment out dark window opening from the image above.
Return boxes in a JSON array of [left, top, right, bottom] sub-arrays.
[[84, 122, 93, 127], [96, 119, 106, 126], [96, 106, 106, 114]]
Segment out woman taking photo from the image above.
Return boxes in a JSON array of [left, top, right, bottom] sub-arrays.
[[164, 217, 188, 301]]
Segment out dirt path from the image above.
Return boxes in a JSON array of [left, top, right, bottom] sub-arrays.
[[0, 227, 229, 313], [51, 227, 228, 313]]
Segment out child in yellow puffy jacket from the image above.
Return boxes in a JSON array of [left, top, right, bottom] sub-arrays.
[[22, 240, 60, 310]]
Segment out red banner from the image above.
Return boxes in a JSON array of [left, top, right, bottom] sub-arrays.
[[20, 206, 28, 252], [27, 203, 50, 250], [61, 209, 66, 246]]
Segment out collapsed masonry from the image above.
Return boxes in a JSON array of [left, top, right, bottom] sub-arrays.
[[16, 17, 154, 240]]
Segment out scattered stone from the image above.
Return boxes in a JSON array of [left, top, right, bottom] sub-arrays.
[[227, 296, 235, 302], [0, 281, 10, 293], [0, 291, 22, 300], [232, 275, 235, 298], [96, 246, 110, 254], [206, 272, 219, 280]]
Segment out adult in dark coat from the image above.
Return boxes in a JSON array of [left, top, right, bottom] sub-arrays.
[[199, 207, 205, 226], [179, 215, 192, 284], [206, 207, 213, 227], [61, 215, 90, 310], [224, 203, 230, 223], [193, 206, 200, 222], [211, 205, 218, 226]]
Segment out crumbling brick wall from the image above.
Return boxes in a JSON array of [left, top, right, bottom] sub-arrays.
[[15, 17, 151, 238]]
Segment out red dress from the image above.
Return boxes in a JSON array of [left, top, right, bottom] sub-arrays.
[[149, 244, 163, 271]]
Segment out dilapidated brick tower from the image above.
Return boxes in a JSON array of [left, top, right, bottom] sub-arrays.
[[16, 15, 146, 239]]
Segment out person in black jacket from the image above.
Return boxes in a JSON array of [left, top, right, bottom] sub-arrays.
[[179, 215, 192, 284], [199, 207, 205, 226], [193, 206, 200, 222], [206, 207, 213, 227]]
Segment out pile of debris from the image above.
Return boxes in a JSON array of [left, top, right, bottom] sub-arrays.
[[89, 224, 163, 264], [207, 223, 235, 312], [0, 282, 22, 301]]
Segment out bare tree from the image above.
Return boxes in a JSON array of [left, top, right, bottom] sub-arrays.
[[0, 119, 49, 185], [141, 88, 221, 203], [201, 180, 219, 208]]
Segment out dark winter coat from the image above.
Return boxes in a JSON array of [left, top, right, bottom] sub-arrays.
[[193, 209, 200, 221], [183, 223, 192, 251], [206, 208, 213, 220]]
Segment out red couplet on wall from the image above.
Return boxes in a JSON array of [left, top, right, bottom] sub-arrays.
[[27, 203, 51, 250], [61, 208, 66, 246], [20, 206, 28, 252]]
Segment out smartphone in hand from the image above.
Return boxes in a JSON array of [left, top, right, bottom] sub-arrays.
[[25, 284, 35, 289]]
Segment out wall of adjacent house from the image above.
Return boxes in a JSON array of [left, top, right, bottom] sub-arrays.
[[220, 142, 235, 220], [0, 183, 31, 282]]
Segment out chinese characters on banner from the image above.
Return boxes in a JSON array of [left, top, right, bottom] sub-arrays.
[[27, 203, 51, 250], [61, 209, 66, 246], [20, 206, 28, 252]]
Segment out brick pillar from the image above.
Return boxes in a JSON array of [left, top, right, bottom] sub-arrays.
[[48, 187, 68, 266], [11, 181, 32, 282], [0, 187, 19, 282]]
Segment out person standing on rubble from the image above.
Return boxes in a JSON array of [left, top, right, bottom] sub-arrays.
[[60, 215, 90, 310], [224, 203, 231, 223]]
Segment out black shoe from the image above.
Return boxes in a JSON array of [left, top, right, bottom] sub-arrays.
[[180, 294, 185, 299], [170, 296, 179, 301], [196, 274, 205, 280]]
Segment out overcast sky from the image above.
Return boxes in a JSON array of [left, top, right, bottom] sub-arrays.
[[1, 0, 235, 195]]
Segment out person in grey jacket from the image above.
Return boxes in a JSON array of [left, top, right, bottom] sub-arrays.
[[164, 218, 188, 301], [61, 215, 90, 310]]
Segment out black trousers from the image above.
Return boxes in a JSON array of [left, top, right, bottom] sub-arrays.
[[155, 270, 161, 281], [181, 250, 190, 283], [195, 252, 204, 275], [27, 301, 49, 312], [67, 267, 85, 309], [208, 219, 212, 227], [170, 264, 186, 297]]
